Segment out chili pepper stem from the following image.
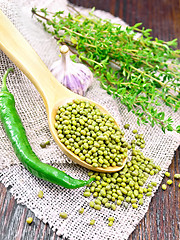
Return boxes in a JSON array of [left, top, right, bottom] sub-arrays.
[[1, 68, 13, 92]]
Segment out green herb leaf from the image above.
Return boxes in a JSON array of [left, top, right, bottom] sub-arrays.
[[32, 7, 180, 134]]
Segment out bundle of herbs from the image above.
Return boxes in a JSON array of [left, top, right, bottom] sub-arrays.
[[32, 7, 180, 133]]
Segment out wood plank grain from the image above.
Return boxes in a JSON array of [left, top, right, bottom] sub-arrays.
[[15, 208, 28, 240], [0, 183, 65, 240]]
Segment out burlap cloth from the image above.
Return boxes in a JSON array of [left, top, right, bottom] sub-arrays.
[[0, 1, 179, 239]]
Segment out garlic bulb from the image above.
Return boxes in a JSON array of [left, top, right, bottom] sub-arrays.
[[50, 45, 93, 96]]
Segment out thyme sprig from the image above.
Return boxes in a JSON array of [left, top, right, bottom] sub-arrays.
[[32, 7, 180, 133]]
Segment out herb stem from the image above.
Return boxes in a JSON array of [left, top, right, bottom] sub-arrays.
[[130, 65, 180, 93], [62, 26, 95, 40]]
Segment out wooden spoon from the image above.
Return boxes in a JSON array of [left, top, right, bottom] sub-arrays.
[[0, 10, 127, 172]]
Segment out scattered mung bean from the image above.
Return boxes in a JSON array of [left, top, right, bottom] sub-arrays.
[[165, 172, 170, 177], [94, 204, 101, 210], [124, 124, 130, 129], [139, 199, 144, 205], [146, 192, 152, 196], [90, 219, 95, 225], [37, 190, 43, 199], [167, 179, 173, 185], [123, 202, 129, 208], [40, 140, 50, 148], [108, 217, 115, 222], [151, 182, 157, 187], [59, 212, 68, 219], [26, 217, 33, 224], [162, 184, 167, 191], [79, 208, 84, 214], [174, 174, 180, 179], [108, 221, 114, 227], [132, 129, 138, 134], [132, 203, 138, 208]]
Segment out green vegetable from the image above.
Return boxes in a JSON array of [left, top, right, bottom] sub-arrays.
[[81, 131, 161, 211], [40, 142, 47, 148], [0, 68, 94, 189], [105, 202, 111, 208], [59, 212, 68, 219], [143, 188, 148, 193], [32, 8, 180, 133], [125, 197, 131, 203], [131, 198, 137, 204], [111, 203, 116, 211], [95, 199, 101, 205]]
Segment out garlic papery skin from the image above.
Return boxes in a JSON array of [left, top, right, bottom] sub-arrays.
[[50, 45, 93, 96]]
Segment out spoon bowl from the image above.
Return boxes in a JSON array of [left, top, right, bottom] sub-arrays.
[[0, 10, 126, 172]]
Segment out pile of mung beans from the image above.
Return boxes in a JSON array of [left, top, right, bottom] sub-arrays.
[[84, 149, 161, 211], [54, 100, 162, 211], [54, 100, 180, 227], [55, 100, 129, 168]]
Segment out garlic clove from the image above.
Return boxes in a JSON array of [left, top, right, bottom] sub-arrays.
[[50, 45, 93, 96]]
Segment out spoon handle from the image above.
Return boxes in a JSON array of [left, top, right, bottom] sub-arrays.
[[0, 10, 72, 109]]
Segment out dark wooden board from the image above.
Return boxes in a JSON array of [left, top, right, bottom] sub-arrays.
[[0, 1, 180, 239]]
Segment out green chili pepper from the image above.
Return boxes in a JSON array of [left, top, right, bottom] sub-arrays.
[[0, 68, 94, 189]]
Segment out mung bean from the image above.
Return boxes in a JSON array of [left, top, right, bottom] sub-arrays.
[[108, 221, 114, 227], [167, 179, 173, 185], [174, 174, 180, 179], [79, 208, 84, 214], [26, 217, 33, 224], [162, 184, 167, 190], [59, 212, 68, 219], [90, 219, 95, 225], [37, 190, 43, 198], [165, 172, 170, 177]]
